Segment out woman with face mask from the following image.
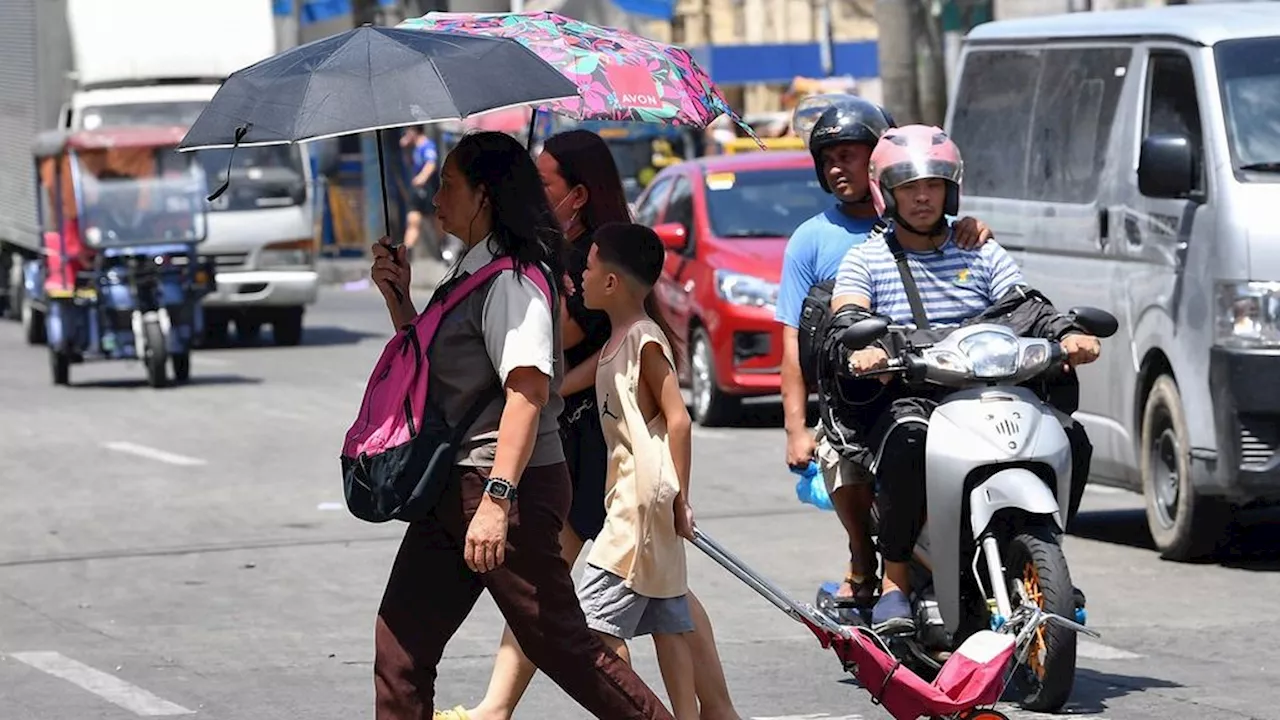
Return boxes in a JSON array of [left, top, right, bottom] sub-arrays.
[[435, 130, 741, 720]]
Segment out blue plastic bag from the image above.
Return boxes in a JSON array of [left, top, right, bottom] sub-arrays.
[[792, 460, 834, 511]]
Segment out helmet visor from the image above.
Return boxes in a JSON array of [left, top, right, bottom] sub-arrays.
[[878, 157, 962, 190]]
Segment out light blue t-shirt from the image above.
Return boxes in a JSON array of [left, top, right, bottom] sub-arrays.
[[833, 227, 1024, 328], [776, 207, 879, 328]]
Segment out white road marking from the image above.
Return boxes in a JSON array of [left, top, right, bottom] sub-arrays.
[[317, 502, 344, 511], [9, 651, 194, 716], [1084, 484, 1126, 495], [1078, 640, 1143, 660], [102, 442, 206, 467]]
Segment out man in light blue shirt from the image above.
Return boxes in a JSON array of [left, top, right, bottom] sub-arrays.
[[776, 98, 991, 617]]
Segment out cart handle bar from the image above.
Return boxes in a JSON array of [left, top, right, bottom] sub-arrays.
[[692, 527, 851, 639]]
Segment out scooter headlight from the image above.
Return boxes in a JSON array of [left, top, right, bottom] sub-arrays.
[[957, 329, 1021, 379]]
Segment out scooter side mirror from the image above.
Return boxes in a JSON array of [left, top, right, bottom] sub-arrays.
[[841, 316, 891, 350], [1066, 306, 1119, 339]]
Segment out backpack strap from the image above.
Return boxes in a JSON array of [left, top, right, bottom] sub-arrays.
[[436, 256, 553, 314], [881, 226, 931, 331], [432, 256, 556, 445]]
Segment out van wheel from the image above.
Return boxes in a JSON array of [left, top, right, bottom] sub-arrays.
[[690, 327, 738, 427], [1141, 375, 1231, 561]]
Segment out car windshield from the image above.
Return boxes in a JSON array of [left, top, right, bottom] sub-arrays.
[[704, 167, 830, 238], [78, 157, 208, 248], [1216, 37, 1280, 176]]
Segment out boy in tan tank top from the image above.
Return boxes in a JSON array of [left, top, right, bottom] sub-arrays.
[[578, 222, 698, 719]]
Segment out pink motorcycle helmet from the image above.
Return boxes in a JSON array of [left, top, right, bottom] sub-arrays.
[[868, 125, 964, 222]]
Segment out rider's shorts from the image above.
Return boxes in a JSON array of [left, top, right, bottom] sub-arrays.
[[816, 429, 874, 492]]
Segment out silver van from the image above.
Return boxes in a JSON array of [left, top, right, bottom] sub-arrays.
[[946, 3, 1280, 560]]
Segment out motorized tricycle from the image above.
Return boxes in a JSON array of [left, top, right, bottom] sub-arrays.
[[813, 307, 1118, 713], [26, 126, 215, 388]]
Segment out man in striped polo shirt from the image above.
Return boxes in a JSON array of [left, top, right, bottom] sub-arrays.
[[831, 125, 1102, 633]]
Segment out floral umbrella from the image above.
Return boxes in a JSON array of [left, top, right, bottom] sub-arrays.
[[397, 11, 761, 143]]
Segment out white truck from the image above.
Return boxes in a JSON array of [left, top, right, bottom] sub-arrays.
[[0, 0, 319, 347]]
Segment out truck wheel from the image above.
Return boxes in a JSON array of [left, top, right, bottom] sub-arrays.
[[690, 327, 738, 427], [236, 319, 263, 345], [22, 293, 46, 346], [273, 308, 304, 346], [144, 321, 169, 389], [1141, 375, 1232, 561]]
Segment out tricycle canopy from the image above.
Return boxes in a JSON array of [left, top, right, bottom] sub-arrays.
[[34, 125, 208, 253]]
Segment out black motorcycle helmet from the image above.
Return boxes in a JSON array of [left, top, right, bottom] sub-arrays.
[[808, 97, 897, 194]]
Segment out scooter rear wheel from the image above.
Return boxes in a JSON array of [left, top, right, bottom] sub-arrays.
[[1006, 525, 1077, 712]]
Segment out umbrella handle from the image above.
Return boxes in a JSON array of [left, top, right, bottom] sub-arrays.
[[375, 128, 404, 304]]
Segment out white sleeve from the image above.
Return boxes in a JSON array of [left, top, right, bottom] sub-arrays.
[[481, 270, 555, 384]]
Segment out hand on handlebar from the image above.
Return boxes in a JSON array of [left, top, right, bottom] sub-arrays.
[[1060, 333, 1101, 369], [848, 346, 894, 385]]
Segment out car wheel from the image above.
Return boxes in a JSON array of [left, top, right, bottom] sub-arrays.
[[690, 327, 739, 427]]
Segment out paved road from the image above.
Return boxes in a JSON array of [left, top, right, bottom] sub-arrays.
[[1, 285, 1277, 720]]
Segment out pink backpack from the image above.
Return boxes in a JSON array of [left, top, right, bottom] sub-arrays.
[[341, 257, 553, 523]]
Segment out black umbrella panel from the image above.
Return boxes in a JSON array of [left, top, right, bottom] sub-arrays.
[[178, 25, 579, 246]]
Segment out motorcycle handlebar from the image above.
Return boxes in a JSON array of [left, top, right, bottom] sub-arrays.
[[850, 339, 1073, 384]]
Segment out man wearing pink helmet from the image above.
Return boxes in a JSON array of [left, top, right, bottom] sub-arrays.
[[777, 99, 993, 620], [830, 125, 1103, 633]]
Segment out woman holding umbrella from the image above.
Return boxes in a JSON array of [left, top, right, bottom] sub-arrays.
[[435, 129, 742, 720], [370, 131, 674, 720]]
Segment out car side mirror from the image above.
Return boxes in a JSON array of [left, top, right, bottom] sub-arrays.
[[841, 316, 890, 350], [653, 222, 688, 252], [1067, 306, 1118, 339], [1138, 134, 1195, 199]]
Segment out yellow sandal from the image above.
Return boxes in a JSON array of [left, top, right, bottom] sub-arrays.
[[432, 707, 470, 720]]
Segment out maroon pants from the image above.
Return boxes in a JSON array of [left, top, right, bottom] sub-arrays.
[[374, 462, 674, 720]]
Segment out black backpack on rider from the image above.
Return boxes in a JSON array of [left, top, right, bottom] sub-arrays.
[[796, 220, 892, 391]]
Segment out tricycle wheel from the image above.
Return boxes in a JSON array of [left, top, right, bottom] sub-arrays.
[[172, 353, 191, 384], [49, 349, 69, 386], [144, 321, 169, 388], [1007, 524, 1077, 712]]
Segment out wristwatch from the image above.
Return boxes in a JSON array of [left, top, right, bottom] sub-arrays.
[[483, 477, 517, 502]]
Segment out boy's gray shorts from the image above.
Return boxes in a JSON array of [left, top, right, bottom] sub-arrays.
[[577, 563, 695, 640]]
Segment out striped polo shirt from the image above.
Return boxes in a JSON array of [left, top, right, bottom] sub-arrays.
[[833, 227, 1025, 328]]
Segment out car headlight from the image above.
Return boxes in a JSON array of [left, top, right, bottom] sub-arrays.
[[957, 329, 1021, 379], [259, 239, 314, 268], [715, 270, 778, 311], [1217, 281, 1280, 348]]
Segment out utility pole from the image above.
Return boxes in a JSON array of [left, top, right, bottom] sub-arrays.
[[875, 0, 921, 123]]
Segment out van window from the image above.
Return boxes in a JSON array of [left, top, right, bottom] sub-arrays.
[[1215, 36, 1280, 176], [1143, 51, 1205, 193], [1027, 48, 1131, 204], [949, 49, 1042, 199]]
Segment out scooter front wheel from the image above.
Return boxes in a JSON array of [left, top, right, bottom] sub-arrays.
[[1006, 525, 1077, 712]]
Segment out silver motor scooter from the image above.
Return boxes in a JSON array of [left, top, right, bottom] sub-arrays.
[[838, 307, 1117, 712]]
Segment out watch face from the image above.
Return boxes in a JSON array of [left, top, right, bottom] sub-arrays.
[[487, 480, 512, 499]]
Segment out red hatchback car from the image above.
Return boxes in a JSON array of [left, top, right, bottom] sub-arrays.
[[633, 150, 832, 426]]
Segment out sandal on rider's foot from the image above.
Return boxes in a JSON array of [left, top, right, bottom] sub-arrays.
[[433, 707, 470, 720], [831, 572, 878, 609], [871, 589, 916, 636]]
